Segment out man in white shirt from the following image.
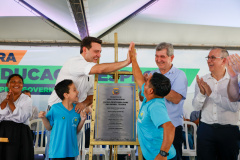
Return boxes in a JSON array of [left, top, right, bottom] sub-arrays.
[[45, 37, 133, 160], [48, 37, 132, 111], [192, 47, 240, 160]]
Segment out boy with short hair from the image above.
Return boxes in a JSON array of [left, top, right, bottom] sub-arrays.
[[39, 79, 87, 160]]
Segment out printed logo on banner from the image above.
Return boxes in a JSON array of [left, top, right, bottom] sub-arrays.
[[0, 65, 199, 95], [0, 50, 27, 65]]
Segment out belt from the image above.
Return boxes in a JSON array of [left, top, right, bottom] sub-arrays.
[[209, 123, 236, 129], [201, 121, 237, 128]]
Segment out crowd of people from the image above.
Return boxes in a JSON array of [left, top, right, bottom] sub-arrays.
[[0, 36, 240, 160]]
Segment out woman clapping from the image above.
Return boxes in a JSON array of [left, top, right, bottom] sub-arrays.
[[0, 74, 34, 160]]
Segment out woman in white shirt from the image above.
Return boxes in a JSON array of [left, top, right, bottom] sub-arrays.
[[0, 74, 34, 160]]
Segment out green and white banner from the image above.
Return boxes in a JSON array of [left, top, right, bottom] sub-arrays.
[[0, 65, 199, 95]]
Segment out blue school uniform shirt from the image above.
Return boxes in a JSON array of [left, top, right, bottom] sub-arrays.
[[137, 84, 176, 160], [46, 102, 80, 158]]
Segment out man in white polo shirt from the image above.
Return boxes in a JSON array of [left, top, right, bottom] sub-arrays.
[[48, 36, 132, 111], [45, 36, 133, 160]]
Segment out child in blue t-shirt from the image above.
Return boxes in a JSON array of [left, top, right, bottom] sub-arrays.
[[39, 79, 87, 160]]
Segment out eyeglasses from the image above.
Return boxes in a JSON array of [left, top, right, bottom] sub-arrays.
[[205, 56, 224, 61]]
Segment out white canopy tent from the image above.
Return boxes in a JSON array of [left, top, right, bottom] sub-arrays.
[[1, 0, 240, 47]]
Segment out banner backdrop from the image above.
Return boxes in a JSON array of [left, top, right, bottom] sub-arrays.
[[0, 46, 238, 112], [0, 65, 199, 94]]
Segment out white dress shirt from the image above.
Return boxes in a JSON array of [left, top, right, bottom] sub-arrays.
[[0, 92, 33, 125], [192, 72, 240, 125]]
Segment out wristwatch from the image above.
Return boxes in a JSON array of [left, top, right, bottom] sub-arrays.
[[159, 150, 169, 157]]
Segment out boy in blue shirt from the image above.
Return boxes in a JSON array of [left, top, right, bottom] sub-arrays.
[[129, 43, 176, 160], [39, 79, 87, 160]]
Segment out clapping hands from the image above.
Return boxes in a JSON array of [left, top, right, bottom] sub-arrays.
[[227, 54, 240, 77], [196, 75, 212, 96], [5, 90, 14, 102]]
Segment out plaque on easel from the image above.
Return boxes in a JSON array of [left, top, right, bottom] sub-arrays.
[[95, 83, 136, 141]]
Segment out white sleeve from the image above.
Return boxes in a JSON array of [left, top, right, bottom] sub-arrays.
[[69, 60, 96, 76], [84, 63, 96, 75], [210, 92, 240, 112], [11, 96, 33, 123], [0, 107, 9, 116], [0, 107, 9, 122]]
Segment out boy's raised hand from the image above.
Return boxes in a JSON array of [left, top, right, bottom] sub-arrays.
[[38, 111, 46, 118]]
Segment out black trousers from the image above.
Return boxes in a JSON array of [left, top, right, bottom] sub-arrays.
[[172, 125, 183, 160], [197, 122, 239, 160], [0, 121, 34, 160]]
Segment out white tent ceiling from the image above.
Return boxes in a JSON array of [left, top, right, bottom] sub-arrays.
[[1, 0, 240, 47]]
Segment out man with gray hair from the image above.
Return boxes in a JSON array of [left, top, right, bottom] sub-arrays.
[[193, 47, 239, 160], [140, 42, 188, 160]]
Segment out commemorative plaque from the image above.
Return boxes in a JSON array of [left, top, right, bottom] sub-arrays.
[[95, 83, 136, 141]]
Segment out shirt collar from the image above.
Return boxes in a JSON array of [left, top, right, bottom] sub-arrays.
[[159, 65, 176, 75], [206, 69, 229, 81]]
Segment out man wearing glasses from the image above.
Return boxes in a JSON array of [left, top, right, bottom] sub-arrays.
[[192, 47, 239, 160]]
